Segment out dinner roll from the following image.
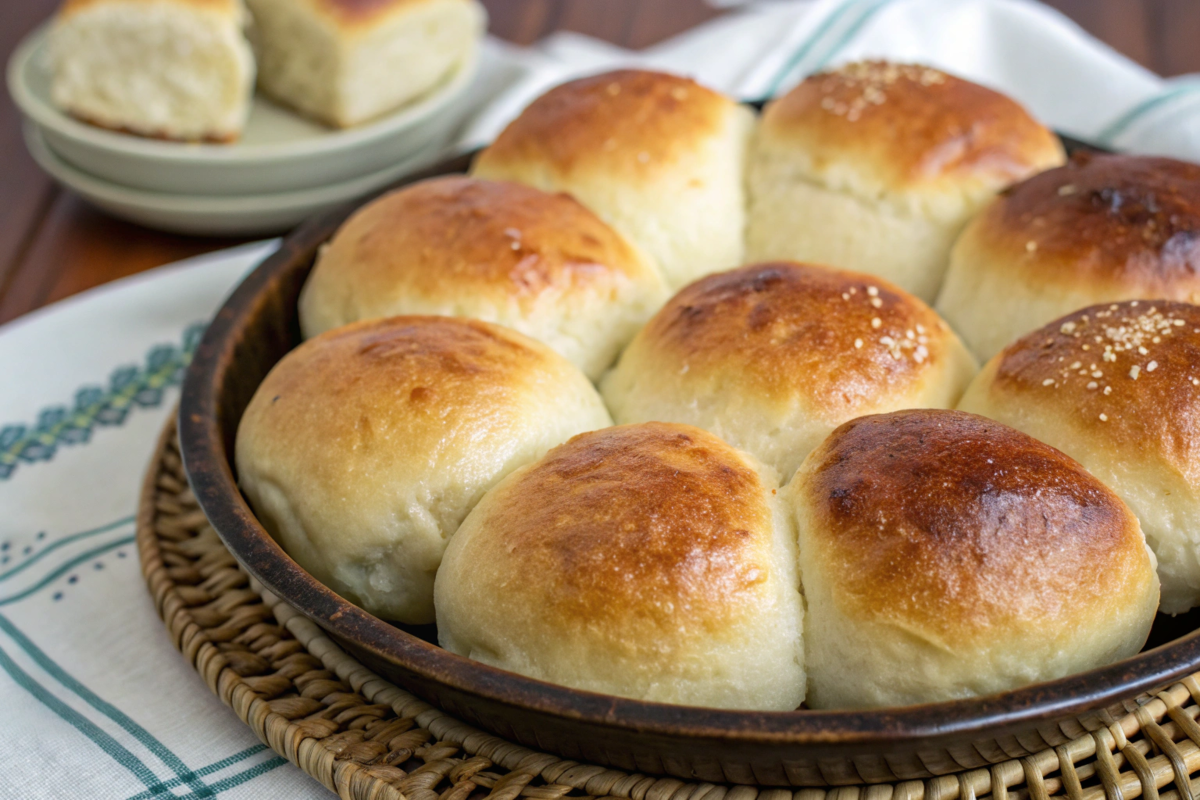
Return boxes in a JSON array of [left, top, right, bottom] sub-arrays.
[[959, 301, 1200, 613], [601, 262, 977, 481], [246, 0, 484, 128], [49, 0, 254, 141], [435, 422, 805, 710], [236, 316, 611, 625], [747, 61, 1064, 302], [938, 153, 1200, 361], [471, 69, 753, 290], [299, 176, 668, 381], [786, 409, 1159, 710]]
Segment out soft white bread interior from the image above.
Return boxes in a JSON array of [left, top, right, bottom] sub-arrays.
[[245, 0, 484, 128], [959, 301, 1200, 614], [299, 176, 669, 381], [434, 422, 806, 710], [235, 316, 612, 625], [786, 409, 1159, 709], [937, 153, 1200, 362], [49, 0, 255, 141], [601, 262, 977, 482], [471, 69, 754, 290], [747, 61, 1064, 302]]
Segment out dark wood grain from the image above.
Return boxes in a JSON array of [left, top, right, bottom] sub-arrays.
[[1147, 0, 1200, 78], [0, 0, 1194, 326], [0, 0, 60, 311], [0, 195, 245, 323], [1040, 1, 1153, 71]]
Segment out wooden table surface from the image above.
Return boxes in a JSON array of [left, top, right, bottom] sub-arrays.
[[0, 0, 1196, 327]]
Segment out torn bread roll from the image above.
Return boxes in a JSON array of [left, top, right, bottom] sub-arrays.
[[246, 0, 484, 127], [49, 0, 255, 141]]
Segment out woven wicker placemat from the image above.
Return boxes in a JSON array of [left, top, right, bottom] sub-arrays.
[[138, 415, 1200, 800]]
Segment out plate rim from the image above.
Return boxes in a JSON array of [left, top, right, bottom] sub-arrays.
[[22, 123, 449, 214]]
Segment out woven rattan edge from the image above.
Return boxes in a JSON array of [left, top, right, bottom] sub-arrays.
[[138, 411, 1200, 800]]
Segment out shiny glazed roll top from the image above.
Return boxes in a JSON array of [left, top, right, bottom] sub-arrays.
[[785, 409, 1159, 709], [434, 422, 806, 710], [472, 69, 754, 291], [235, 316, 612, 625]]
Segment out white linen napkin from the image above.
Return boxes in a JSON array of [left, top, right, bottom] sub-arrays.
[[460, 0, 1200, 158], [3, 2, 1198, 797]]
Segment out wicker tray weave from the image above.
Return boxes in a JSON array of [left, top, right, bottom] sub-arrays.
[[139, 414, 1200, 800]]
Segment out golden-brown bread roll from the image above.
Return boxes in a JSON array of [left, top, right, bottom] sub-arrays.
[[601, 262, 978, 481], [471, 69, 754, 290], [938, 153, 1200, 361], [785, 409, 1159, 709], [747, 61, 1064, 302], [49, 0, 255, 142], [299, 176, 669, 381], [434, 422, 806, 710], [959, 300, 1200, 613], [245, 0, 484, 128], [235, 316, 611, 625]]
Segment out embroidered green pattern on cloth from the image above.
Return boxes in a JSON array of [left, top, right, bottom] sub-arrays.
[[0, 323, 206, 481]]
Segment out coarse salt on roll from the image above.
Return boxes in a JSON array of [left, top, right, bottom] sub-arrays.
[[748, 61, 1064, 302]]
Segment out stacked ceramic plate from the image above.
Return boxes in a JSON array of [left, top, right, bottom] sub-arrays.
[[7, 25, 482, 236]]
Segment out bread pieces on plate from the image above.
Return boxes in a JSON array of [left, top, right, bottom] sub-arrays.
[[245, 0, 485, 128], [49, 0, 255, 142]]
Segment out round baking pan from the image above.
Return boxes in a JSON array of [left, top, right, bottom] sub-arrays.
[[178, 140, 1200, 786]]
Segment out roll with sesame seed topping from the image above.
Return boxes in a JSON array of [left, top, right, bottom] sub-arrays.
[[600, 262, 978, 481], [746, 61, 1064, 303], [470, 69, 753, 291], [937, 153, 1200, 361], [786, 409, 1159, 709], [959, 300, 1200, 613]]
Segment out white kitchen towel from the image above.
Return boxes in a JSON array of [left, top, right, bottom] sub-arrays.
[[3, 2, 1198, 797], [462, 0, 1200, 159]]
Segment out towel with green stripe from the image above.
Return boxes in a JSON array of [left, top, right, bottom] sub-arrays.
[[3, 1, 1197, 796]]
